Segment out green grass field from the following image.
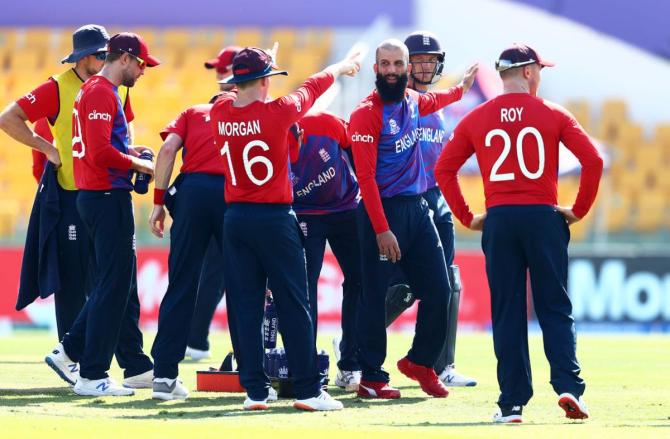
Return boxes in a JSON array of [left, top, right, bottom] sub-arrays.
[[0, 330, 668, 438]]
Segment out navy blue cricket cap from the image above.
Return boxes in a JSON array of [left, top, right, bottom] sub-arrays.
[[61, 24, 110, 64], [495, 44, 555, 72], [220, 47, 288, 85]]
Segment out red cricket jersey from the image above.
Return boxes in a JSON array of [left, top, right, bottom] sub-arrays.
[[160, 104, 225, 175], [348, 86, 463, 234], [72, 76, 134, 190], [209, 71, 334, 204], [435, 93, 603, 227]]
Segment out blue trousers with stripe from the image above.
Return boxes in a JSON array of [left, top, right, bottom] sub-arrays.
[[151, 173, 235, 379], [62, 190, 153, 380], [224, 203, 320, 400], [298, 209, 361, 372], [357, 195, 450, 383], [482, 205, 585, 407]]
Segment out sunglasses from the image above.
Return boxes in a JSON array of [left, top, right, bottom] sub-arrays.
[[118, 50, 146, 68], [94, 52, 107, 61], [495, 58, 536, 72]]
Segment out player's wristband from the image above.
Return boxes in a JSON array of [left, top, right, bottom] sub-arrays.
[[154, 188, 166, 205]]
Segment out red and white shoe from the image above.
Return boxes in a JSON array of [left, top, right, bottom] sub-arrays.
[[357, 380, 401, 399], [558, 393, 589, 419], [397, 357, 449, 398]]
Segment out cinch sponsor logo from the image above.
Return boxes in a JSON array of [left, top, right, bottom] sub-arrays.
[[351, 133, 374, 143], [88, 110, 112, 121]]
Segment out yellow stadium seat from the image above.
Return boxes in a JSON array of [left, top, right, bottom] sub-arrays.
[[604, 187, 633, 232], [0, 199, 20, 238], [633, 142, 665, 176], [633, 190, 666, 232], [598, 99, 629, 145], [269, 28, 296, 50], [654, 123, 670, 147], [564, 99, 591, 132], [234, 28, 263, 49], [128, 28, 157, 47]]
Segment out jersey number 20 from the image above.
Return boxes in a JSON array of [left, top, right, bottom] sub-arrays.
[[221, 140, 274, 186], [485, 127, 544, 181]]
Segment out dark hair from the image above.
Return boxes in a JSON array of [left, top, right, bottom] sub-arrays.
[[105, 51, 123, 64]]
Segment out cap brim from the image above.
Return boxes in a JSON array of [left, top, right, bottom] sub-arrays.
[[204, 58, 219, 69], [60, 43, 108, 64], [220, 70, 288, 84], [539, 59, 555, 68], [145, 54, 161, 67]]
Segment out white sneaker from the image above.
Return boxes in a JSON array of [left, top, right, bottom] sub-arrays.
[[152, 378, 189, 401], [558, 393, 589, 420], [492, 405, 523, 423], [185, 346, 211, 361], [294, 390, 343, 411], [332, 336, 342, 363], [45, 343, 79, 385], [439, 365, 477, 387], [335, 370, 361, 392], [244, 395, 269, 410], [268, 386, 278, 401], [123, 369, 153, 389], [74, 377, 135, 396]]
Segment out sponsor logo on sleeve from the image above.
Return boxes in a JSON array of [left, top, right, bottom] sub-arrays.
[[351, 132, 374, 143], [88, 110, 112, 122]]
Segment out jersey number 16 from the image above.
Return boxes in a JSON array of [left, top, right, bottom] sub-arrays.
[[221, 140, 274, 186]]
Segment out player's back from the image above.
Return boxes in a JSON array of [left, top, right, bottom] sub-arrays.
[[211, 95, 293, 204], [463, 93, 568, 208]]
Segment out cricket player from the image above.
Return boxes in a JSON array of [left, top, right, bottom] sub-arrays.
[[435, 44, 603, 422], [148, 97, 238, 400], [184, 46, 241, 361], [210, 47, 360, 411], [348, 38, 477, 399], [384, 31, 476, 387], [289, 111, 362, 391], [63, 32, 159, 396], [0, 25, 152, 390]]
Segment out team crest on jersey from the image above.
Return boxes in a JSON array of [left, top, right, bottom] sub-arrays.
[[388, 118, 400, 135], [318, 148, 331, 163]]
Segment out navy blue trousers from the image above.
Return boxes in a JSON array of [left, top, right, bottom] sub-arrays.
[[54, 186, 91, 339], [62, 190, 152, 380], [224, 203, 320, 400], [298, 209, 361, 372], [187, 237, 225, 351], [482, 205, 585, 407], [151, 174, 234, 379], [357, 195, 450, 382]]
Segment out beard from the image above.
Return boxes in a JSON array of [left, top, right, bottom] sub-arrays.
[[375, 72, 408, 103], [121, 69, 137, 87]]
